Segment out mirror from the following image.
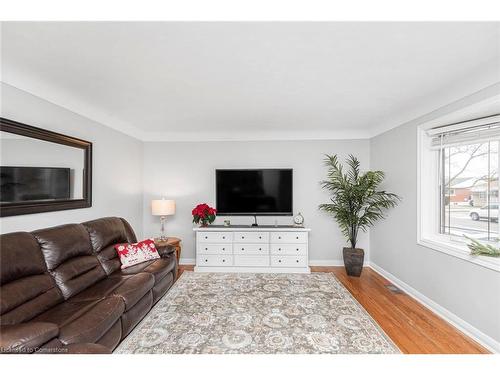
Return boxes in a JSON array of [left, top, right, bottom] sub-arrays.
[[0, 118, 92, 216]]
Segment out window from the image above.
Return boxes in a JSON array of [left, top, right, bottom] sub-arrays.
[[440, 141, 498, 242], [418, 113, 500, 271]]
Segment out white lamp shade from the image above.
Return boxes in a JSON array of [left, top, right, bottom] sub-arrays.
[[151, 199, 176, 216]]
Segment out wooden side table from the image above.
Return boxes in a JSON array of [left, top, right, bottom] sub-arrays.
[[155, 237, 182, 262]]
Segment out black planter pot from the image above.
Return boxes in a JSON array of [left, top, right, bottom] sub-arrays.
[[343, 247, 365, 277]]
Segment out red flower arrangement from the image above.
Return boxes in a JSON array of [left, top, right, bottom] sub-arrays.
[[192, 203, 217, 227]]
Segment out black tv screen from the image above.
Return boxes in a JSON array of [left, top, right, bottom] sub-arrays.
[[0, 166, 71, 203], [216, 169, 293, 215]]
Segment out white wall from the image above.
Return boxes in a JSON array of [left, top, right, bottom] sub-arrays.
[[142, 139, 370, 264], [0, 83, 144, 236], [370, 84, 500, 348]]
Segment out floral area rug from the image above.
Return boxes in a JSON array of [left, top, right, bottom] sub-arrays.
[[115, 272, 400, 354]]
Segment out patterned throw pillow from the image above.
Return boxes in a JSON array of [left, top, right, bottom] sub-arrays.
[[114, 239, 160, 269]]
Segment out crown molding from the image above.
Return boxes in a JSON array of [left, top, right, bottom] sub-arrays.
[[140, 129, 370, 142], [2, 76, 371, 142], [369, 82, 500, 138], [3, 64, 498, 143], [1, 67, 147, 140]]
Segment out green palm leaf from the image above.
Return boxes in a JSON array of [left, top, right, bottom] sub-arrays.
[[319, 154, 400, 248]]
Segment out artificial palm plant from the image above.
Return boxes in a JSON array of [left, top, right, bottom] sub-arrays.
[[319, 154, 400, 276]]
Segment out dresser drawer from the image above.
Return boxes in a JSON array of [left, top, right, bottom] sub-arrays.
[[197, 232, 233, 243], [233, 243, 269, 255], [271, 255, 308, 267], [198, 255, 233, 266], [270, 232, 307, 244], [234, 255, 270, 267], [270, 244, 307, 255], [233, 232, 269, 243], [197, 243, 232, 255]]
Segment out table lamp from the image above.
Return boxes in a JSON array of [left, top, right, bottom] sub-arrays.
[[151, 198, 176, 240]]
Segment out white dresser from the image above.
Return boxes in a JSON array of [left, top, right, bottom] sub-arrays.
[[193, 226, 311, 273]]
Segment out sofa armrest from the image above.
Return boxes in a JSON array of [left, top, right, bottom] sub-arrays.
[[156, 244, 176, 258], [1, 322, 59, 354]]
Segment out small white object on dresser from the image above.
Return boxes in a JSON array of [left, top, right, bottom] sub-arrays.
[[194, 226, 311, 273]]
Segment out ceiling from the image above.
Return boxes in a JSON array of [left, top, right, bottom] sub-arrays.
[[1, 22, 499, 141]]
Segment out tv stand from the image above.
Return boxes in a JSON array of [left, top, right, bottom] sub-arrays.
[[251, 215, 258, 227], [193, 226, 311, 273]]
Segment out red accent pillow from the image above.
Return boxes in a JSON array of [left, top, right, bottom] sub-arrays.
[[114, 239, 160, 269]]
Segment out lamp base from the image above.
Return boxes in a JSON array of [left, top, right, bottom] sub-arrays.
[[155, 216, 168, 242]]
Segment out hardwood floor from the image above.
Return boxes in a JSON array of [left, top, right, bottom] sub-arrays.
[[177, 264, 489, 354]]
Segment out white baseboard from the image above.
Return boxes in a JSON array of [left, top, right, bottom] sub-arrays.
[[309, 259, 344, 266], [368, 262, 500, 353], [179, 258, 196, 265]]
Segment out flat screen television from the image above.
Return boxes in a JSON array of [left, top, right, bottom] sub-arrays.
[[216, 169, 293, 216], [0, 166, 71, 203]]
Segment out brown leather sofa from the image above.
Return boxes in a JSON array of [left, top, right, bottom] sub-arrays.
[[0, 217, 177, 354]]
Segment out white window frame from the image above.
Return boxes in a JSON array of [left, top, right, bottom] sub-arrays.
[[417, 100, 500, 273]]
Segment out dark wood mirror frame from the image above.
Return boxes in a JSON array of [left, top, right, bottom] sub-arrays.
[[0, 117, 92, 217]]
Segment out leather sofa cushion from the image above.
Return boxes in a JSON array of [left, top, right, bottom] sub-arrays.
[[70, 272, 154, 311], [120, 291, 153, 337], [112, 273, 154, 310], [49, 255, 106, 299], [152, 271, 174, 304], [33, 224, 106, 299], [32, 297, 125, 345], [84, 217, 136, 253], [1, 232, 46, 285], [0, 322, 59, 353], [83, 217, 137, 275], [59, 297, 124, 345], [96, 319, 122, 350], [93, 244, 122, 276], [0, 232, 63, 324], [68, 277, 125, 302], [1, 275, 64, 325], [118, 257, 176, 283], [33, 224, 93, 269], [33, 299, 101, 327]]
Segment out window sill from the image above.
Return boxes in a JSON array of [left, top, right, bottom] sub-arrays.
[[418, 235, 500, 272]]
